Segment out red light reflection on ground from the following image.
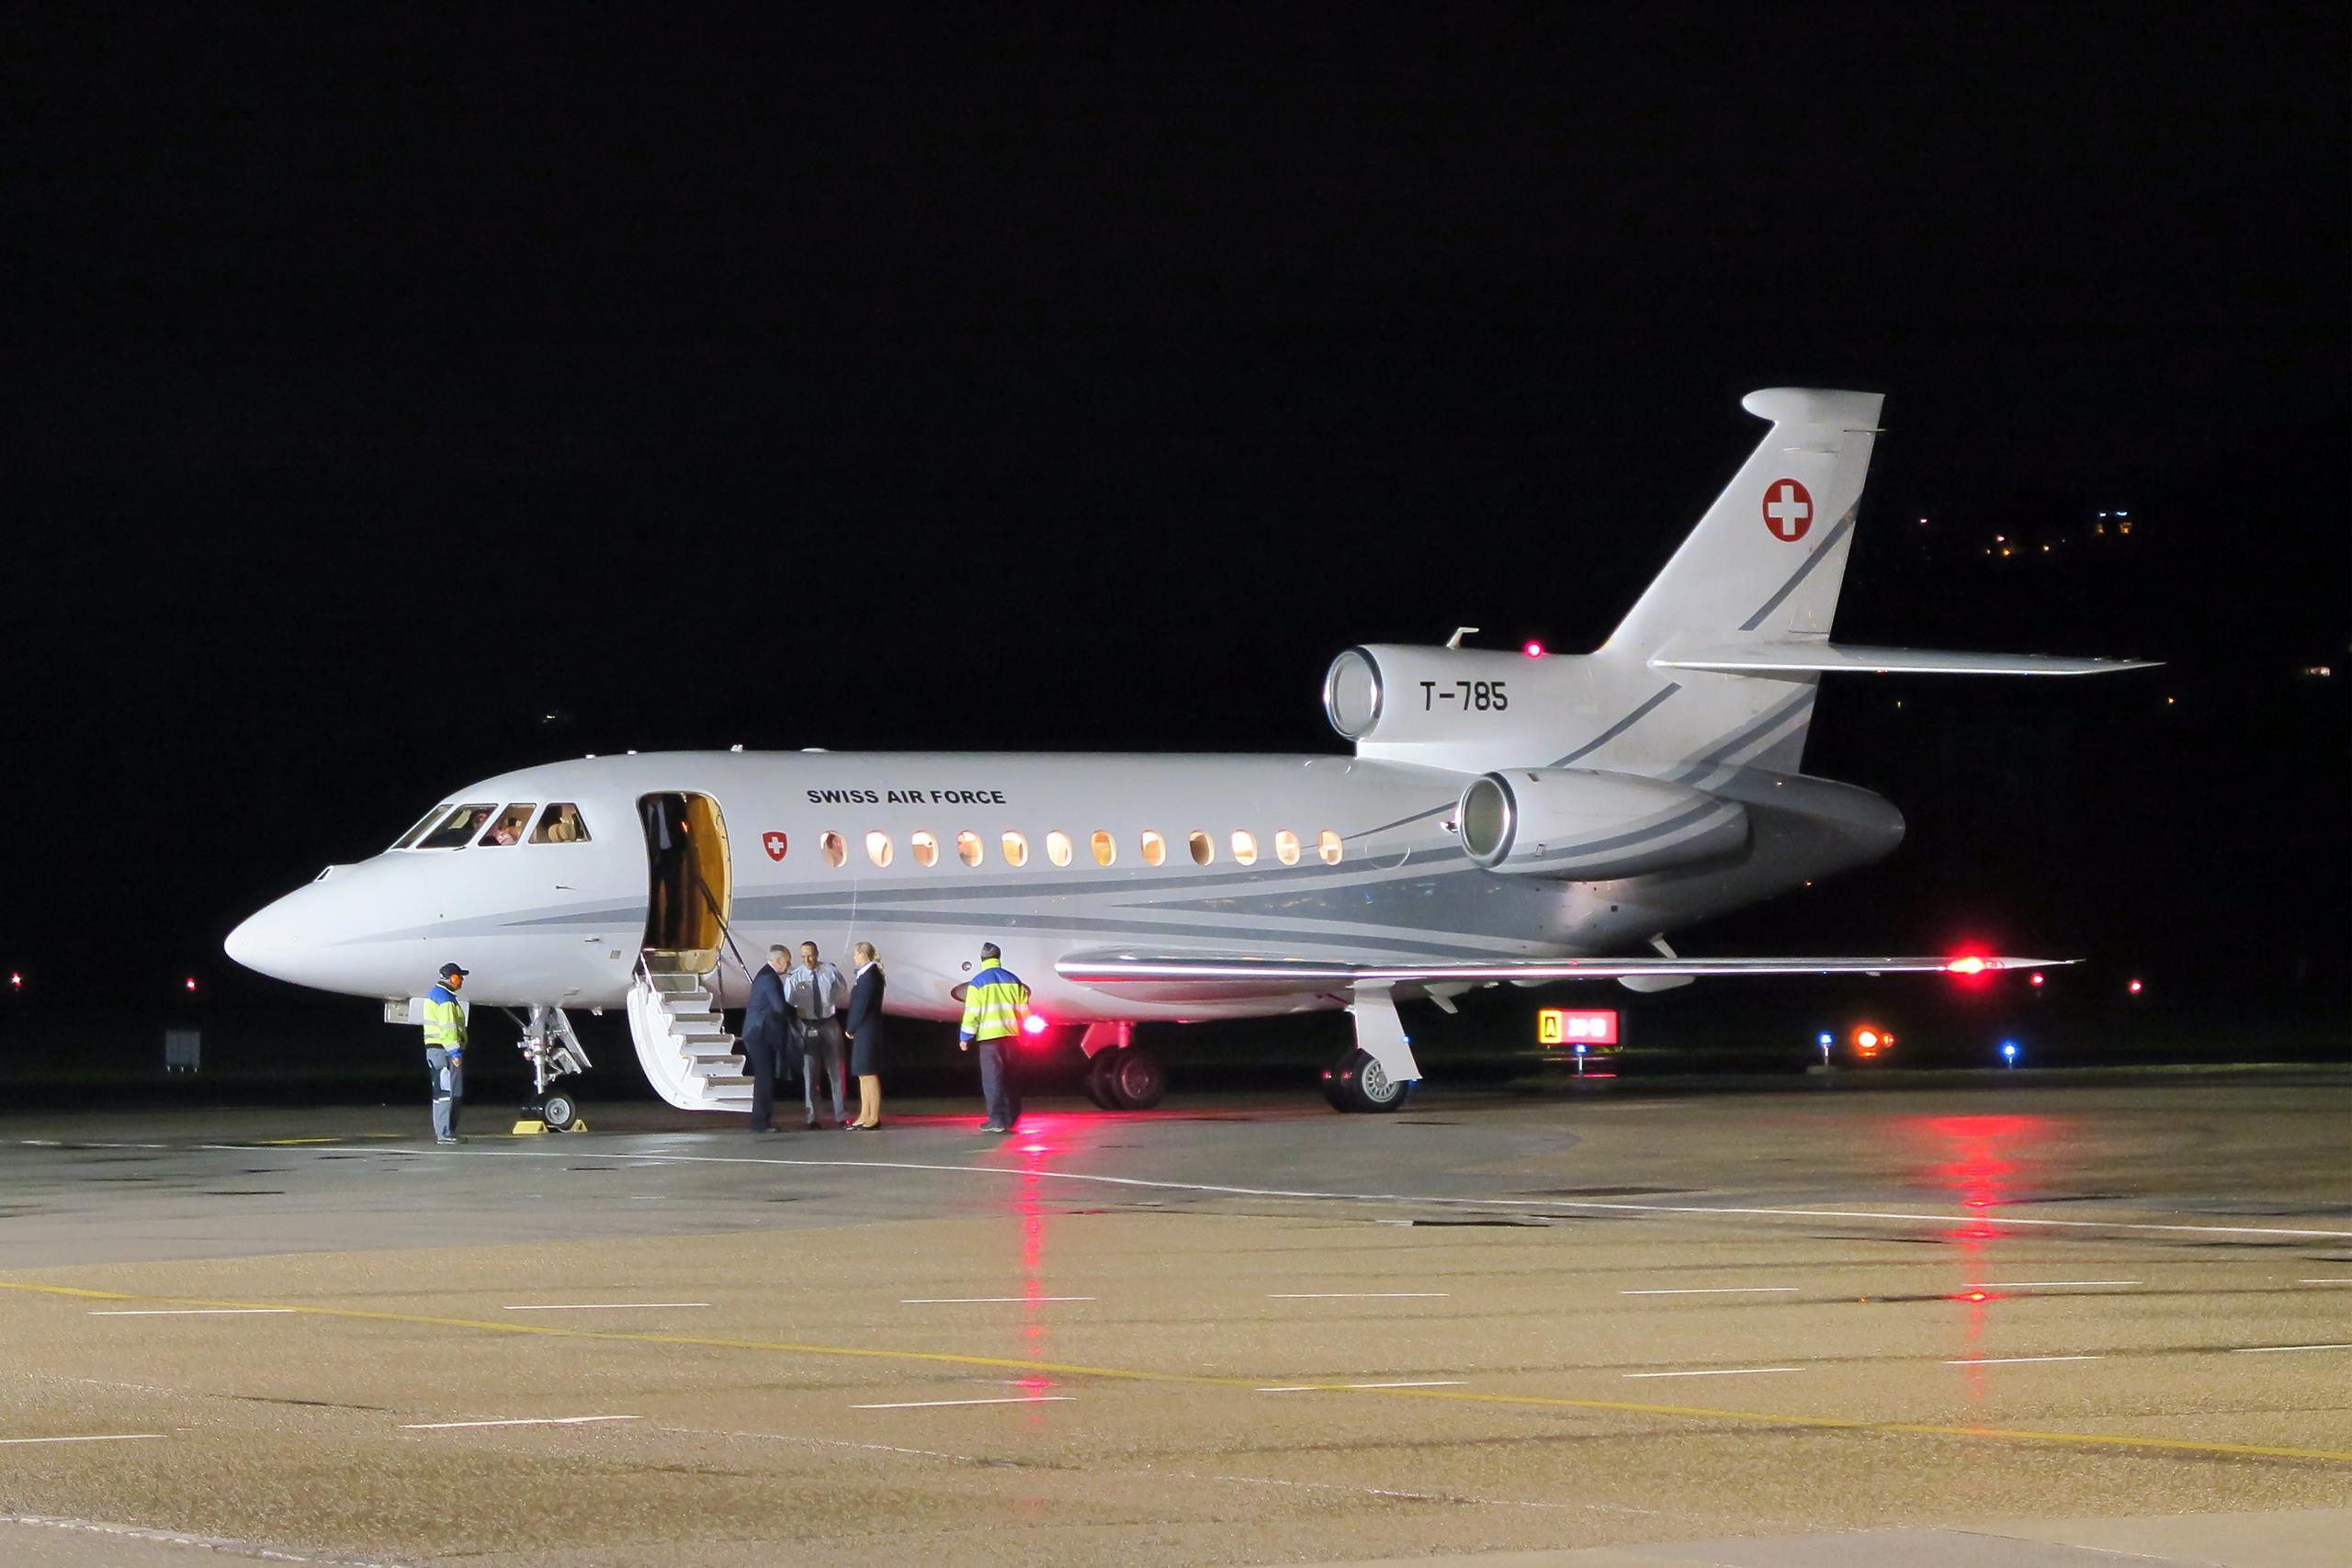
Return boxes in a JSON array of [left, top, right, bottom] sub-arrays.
[[1011, 1117, 1067, 1425], [1891, 1113, 2069, 1400]]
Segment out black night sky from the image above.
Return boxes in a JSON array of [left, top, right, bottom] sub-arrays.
[[4, 9, 2345, 1069]]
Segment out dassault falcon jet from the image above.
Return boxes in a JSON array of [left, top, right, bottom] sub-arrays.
[[226, 388, 2151, 1116]]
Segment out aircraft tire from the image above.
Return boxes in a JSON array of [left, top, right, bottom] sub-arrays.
[[1336, 1050, 1409, 1113], [1320, 1051, 1355, 1111], [541, 1093, 577, 1132], [1102, 1046, 1166, 1111], [1083, 1049, 1121, 1109]]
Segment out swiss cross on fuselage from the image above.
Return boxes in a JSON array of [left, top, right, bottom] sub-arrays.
[[1763, 478, 1814, 542], [762, 831, 788, 862]]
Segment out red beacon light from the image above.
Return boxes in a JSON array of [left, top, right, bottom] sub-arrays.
[[2127, 978, 2143, 996], [1022, 1012, 1049, 1035], [1522, 640, 1545, 658], [183, 976, 198, 993], [2029, 972, 2045, 987], [1945, 955, 1988, 976]]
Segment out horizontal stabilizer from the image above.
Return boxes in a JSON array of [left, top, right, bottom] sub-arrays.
[[1059, 950, 2071, 996], [1652, 641, 2158, 678]]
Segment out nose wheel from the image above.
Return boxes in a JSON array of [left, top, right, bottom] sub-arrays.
[[1322, 1047, 1412, 1112]]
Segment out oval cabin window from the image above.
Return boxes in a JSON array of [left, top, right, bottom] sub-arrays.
[[1273, 829, 1301, 866], [1091, 830, 1115, 866], [911, 829, 939, 867], [1140, 829, 1166, 866], [956, 830, 984, 867], [865, 830, 893, 868], [1318, 829, 1343, 865], [1188, 830, 1214, 865], [1046, 830, 1073, 867], [1002, 831, 1029, 867], [1230, 830, 1258, 865], [820, 831, 847, 868]]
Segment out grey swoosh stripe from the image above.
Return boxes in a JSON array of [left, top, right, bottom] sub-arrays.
[[732, 905, 1512, 961], [1739, 508, 1856, 631], [1340, 802, 1454, 842], [1680, 688, 1815, 773], [1548, 682, 1683, 767]]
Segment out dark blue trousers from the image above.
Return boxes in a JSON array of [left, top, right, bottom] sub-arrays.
[[977, 1039, 1021, 1128]]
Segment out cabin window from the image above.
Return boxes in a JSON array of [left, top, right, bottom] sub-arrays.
[[1189, 830, 1214, 865], [392, 806, 446, 850], [865, 830, 893, 868], [1046, 830, 1074, 867], [479, 803, 537, 847], [1318, 829, 1343, 865], [1273, 829, 1301, 866], [1230, 830, 1259, 865], [1002, 830, 1030, 867], [820, 831, 847, 868], [957, 830, 984, 867], [415, 803, 498, 850], [1091, 830, 1115, 866], [1140, 829, 1166, 866], [534, 804, 590, 843], [911, 829, 939, 867]]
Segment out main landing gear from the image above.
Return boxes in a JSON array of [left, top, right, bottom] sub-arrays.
[[1079, 1021, 1166, 1110], [1321, 1047, 1413, 1112]]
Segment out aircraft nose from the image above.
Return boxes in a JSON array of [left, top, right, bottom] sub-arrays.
[[224, 885, 319, 985]]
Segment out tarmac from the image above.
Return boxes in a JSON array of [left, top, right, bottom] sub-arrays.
[[3, 1071, 2348, 1566]]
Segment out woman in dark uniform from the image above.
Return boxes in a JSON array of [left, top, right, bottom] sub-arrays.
[[844, 942, 887, 1129]]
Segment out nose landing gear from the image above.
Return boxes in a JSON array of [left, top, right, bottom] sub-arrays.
[[514, 1006, 593, 1134]]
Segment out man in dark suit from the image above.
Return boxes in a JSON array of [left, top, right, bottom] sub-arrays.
[[741, 944, 792, 1133]]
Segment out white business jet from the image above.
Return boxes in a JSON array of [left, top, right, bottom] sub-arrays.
[[226, 388, 2151, 1116]]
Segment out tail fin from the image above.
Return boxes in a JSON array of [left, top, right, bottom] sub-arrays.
[[1586, 388, 1883, 779]]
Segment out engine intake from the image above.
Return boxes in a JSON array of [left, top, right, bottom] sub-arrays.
[[1458, 768, 1748, 879]]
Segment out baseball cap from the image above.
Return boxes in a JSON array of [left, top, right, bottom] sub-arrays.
[[438, 963, 470, 981], [978, 942, 1001, 961]]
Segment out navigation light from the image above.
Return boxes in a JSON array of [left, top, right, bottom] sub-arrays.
[[1023, 1013, 1049, 1035], [1522, 641, 1546, 659]]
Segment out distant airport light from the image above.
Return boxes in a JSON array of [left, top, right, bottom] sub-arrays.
[[1855, 1028, 1881, 1050], [183, 977, 197, 993], [2029, 972, 2045, 987], [1816, 1032, 1834, 1047], [1022, 1013, 1049, 1035], [2127, 978, 2143, 996], [1522, 640, 1546, 659], [2000, 1040, 2019, 1066], [7, 972, 18, 991]]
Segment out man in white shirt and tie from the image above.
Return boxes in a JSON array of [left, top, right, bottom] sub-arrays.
[[786, 941, 851, 1128]]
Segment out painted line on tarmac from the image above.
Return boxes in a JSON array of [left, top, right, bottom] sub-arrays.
[[1268, 1292, 1450, 1299], [1621, 1286, 1799, 1295], [2300, 1279, 2352, 1284], [89, 1307, 296, 1316], [1981, 1280, 2142, 1289], [2231, 1344, 2352, 1355], [900, 1296, 1094, 1304], [8, 1280, 2350, 1466], [4, 1514, 414, 1568], [401, 1416, 639, 1429], [1947, 1355, 2105, 1365], [0, 1433, 164, 1446], [501, 1303, 710, 1312], [1623, 1367, 1803, 1380], [1258, 1380, 1464, 1392], [463, 1145, 2352, 1241], [852, 1396, 1074, 1410]]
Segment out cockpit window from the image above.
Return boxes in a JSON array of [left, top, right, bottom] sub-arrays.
[[479, 804, 537, 847], [392, 806, 448, 850], [414, 803, 498, 850], [531, 803, 590, 843]]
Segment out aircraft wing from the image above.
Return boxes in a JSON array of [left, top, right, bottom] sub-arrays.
[[1651, 640, 2157, 677], [1057, 950, 2067, 998]]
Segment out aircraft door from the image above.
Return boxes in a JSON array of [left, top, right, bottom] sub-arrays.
[[639, 792, 733, 976]]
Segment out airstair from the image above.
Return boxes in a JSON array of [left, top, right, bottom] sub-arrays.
[[626, 960, 753, 1112]]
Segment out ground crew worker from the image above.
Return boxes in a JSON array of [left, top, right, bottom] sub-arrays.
[[957, 942, 1029, 1133], [423, 962, 469, 1145]]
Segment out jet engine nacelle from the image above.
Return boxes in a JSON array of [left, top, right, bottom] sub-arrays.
[[1457, 767, 1749, 879], [1324, 645, 1555, 746]]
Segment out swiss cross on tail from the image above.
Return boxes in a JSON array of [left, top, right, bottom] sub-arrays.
[[1762, 478, 1814, 541], [763, 831, 788, 862]]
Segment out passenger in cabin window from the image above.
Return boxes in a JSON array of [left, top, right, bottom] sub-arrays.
[[843, 942, 887, 1130]]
